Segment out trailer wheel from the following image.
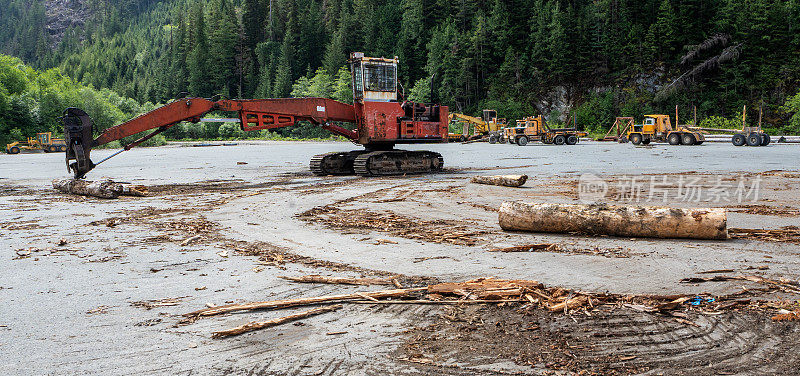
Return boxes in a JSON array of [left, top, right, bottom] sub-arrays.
[[732, 134, 746, 146], [489, 135, 498, 144], [668, 133, 681, 145], [746, 132, 762, 146], [499, 137, 508, 144], [682, 133, 696, 146], [517, 136, 529, 146], [553, 135, 566, 145], [566, 135, 578, 145], [7, 146, 20, 154], [60, 145, 67, 152], [48, 145, 59, 153], [760, 134, 771, 146], [630, 133, 642, 145]]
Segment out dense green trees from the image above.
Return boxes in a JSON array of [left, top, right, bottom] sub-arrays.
[[0, 54, 158, 146], [1, 0, 800, 135]]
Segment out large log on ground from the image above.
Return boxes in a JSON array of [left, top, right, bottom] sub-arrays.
[[471, 175, 528, 187], [53, 179, 148, 199], [498, 202, 727, 240]]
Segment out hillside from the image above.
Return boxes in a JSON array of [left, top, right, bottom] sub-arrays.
[[1, 0, 800, 133]]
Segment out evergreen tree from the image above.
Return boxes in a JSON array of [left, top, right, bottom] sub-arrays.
[[188, 4, 212, 97]]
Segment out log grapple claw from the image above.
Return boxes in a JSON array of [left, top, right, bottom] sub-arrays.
[[63, 108, 95, 179]]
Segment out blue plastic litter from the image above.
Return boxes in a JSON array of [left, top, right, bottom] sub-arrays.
[[688, 296, 715, 306]]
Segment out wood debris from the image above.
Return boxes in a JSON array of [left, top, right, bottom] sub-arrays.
[[186, 275, 798, 339], [298, 206, 488, 246], [132, 296, 188, 310], [680, 274, 800, 294], [471, 175, 528, 187], [212, 305, 342, 338], [489, 244, 632, 258], [771, 310, 800, 322], [728, 226, 800, 243], [181, 287, 425, 321], [53, 179, 148, 199], [278, 274, 395, 286], [489, 243, 559, 252]]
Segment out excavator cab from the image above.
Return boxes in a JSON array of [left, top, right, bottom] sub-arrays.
[[350, 52, 398, 103]]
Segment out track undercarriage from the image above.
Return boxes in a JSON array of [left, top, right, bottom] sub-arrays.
[[310, 149, 444, 176]]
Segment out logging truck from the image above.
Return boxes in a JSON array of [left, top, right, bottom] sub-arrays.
[[499, 116, 586, 146], [626, 114, 705, 146]]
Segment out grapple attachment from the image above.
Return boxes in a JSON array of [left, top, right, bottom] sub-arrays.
[[63, 108, 95, 179]]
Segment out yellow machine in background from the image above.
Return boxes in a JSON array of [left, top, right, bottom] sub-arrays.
[[448, 110, 506, 141], [501, 116, 587, 146], [5, 132, 67, 154], [626, 114, 705, 146]]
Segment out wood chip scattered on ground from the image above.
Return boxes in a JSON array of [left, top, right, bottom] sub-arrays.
[[489, 243, 558, 252], [728, 205, 800, 217], [183, 275, 800, 338], [489, 243, 633, 258], [772, 310, 800, 321], [211, 305, 342, 338], [131, 296, 189, 310], [728, 226, 800, 243], [181, 287, 426, 322], [278, 275, 395, 286], [681, 274, 800, 294], [298, 206, 489, 246]]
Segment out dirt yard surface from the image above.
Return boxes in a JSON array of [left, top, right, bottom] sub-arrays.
[[2, 140, 800, 375]]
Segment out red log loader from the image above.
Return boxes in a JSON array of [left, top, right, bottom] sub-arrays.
[[63, 53, 448, 178]]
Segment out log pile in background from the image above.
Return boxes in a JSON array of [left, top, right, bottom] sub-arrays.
[[53, 179, 148, 199], [499, 201, 728, 240], [471, 175, 528, 187]]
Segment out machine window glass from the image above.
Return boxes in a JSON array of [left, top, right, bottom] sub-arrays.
[[352, 63, 364, 100], [362, 63, 396, 92]]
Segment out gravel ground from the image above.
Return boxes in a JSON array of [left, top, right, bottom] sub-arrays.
[[1, 140, 799, 375]]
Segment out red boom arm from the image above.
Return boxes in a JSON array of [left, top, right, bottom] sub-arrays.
[[93, 97, 359, 147]]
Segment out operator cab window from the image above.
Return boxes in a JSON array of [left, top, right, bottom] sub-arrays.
[[363, 63, 396, 92], [645, 118, 655, 125]]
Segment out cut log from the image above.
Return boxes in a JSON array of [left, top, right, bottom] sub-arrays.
[[471, 175, 528, 187], [279, 275, 395, 286], [53, 179, 148, 199], [212, 305, 342, 338], [182, 287, 425, 320], [499, 202, 727, 240]]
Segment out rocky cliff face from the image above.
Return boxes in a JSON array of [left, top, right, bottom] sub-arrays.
[[45, 0, 92, 46]]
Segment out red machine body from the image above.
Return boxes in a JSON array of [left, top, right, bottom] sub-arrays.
[[63, 53, 449, 178]]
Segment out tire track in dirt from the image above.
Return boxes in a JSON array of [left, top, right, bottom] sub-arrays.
[[557, 311, 799, 375]]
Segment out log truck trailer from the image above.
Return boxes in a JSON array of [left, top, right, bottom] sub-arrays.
[[62, 53, 448, 179]]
